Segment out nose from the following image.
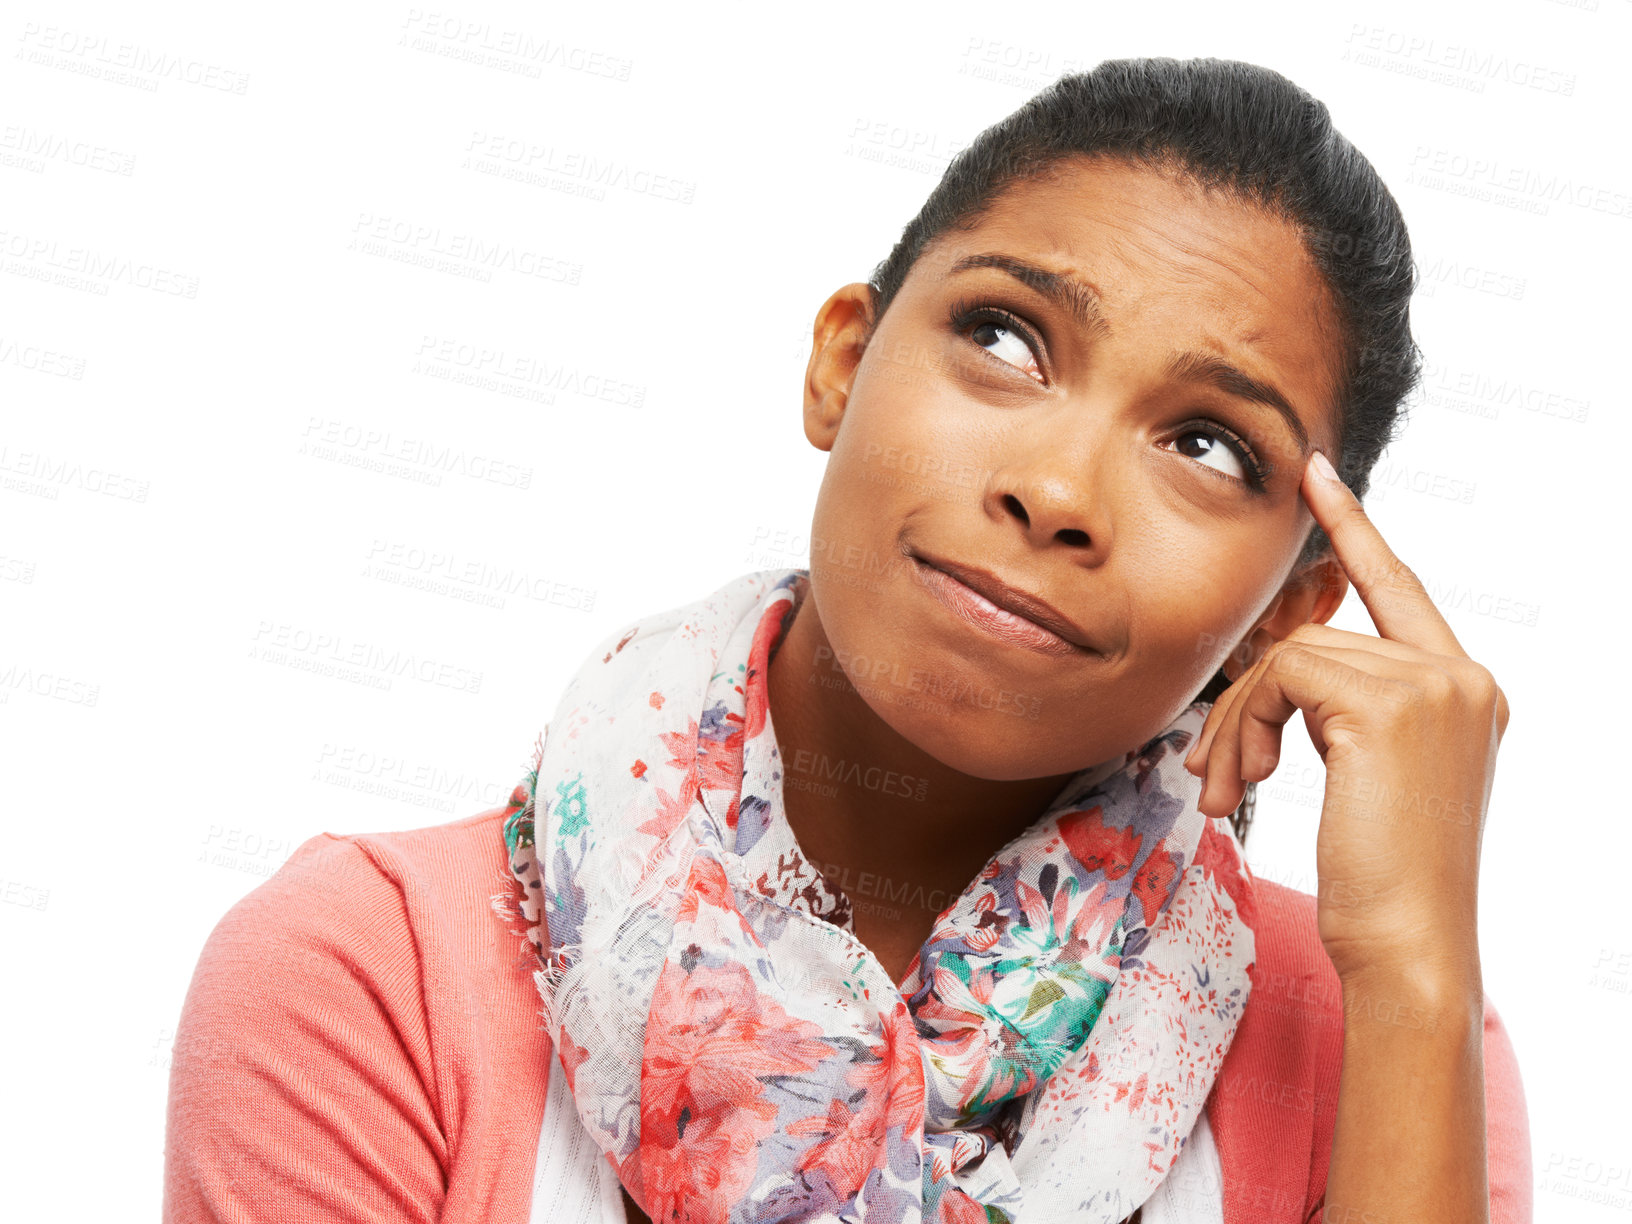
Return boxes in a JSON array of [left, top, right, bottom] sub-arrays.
[[982, 424, 1112, 559]]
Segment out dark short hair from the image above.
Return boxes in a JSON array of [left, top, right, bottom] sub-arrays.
[[867, 57, 1423, 844]]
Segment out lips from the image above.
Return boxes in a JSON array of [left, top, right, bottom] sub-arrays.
[[910, 550, 1096, 655]]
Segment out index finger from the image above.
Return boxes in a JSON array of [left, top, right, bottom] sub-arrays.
[[1302, 450, 1466, 657]]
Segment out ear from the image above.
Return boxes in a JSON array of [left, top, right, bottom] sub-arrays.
[[1221, 552, 1350, 681], [802, 283, 877, 452]]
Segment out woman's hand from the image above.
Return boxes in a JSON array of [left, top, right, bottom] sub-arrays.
[[1182, 449, 1510, 986]]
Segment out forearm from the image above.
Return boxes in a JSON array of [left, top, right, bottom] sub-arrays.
[[1322, 963, 1489, 1224]]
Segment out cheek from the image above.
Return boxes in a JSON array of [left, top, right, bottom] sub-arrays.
[[1120, 534, 1282, 686]]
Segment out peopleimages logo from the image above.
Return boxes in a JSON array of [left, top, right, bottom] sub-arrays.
[[298, 417, 533, 490], [0, 445, 149, 502], [1341, 25, 1577, 96], [248, 620, 484, 695], [397, 10, 633, 81], [787, 747, 929, 802], [0, 228, 200, 298], [16, 23, 252, 94]]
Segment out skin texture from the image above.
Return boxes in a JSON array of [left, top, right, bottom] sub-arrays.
[[624, 155, 1511, 1223], [767, 155, 1351, 982]]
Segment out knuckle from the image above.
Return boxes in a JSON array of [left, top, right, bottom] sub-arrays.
[[1444, 658, 1496, 704], [1461, 663, 1506, 728], [1264, 638, 1308, 673], [1417, 666, 1459, 707], [1377, 676, 1429, 720], [1467, 662, 1500, 704]]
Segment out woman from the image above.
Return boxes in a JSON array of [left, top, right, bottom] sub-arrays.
[[163, 58, 1529, 1224]]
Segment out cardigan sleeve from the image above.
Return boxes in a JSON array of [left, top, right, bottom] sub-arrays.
[[1480, 995, 1532, 1224], [1305, 991, 1532, 1224], [162, 834, 449, 1224]]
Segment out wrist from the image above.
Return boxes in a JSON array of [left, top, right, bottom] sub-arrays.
[[1324, 907, 1481, 990], [1338, 957, 1483, 1039]]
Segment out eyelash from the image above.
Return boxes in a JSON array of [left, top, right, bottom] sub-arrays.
[[944, 296, 1273, 491]]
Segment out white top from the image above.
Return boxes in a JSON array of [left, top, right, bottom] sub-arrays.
[[528, 1056, 1225, 1223]]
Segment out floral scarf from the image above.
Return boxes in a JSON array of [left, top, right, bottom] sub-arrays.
[[494, 569, 1258, 1224]]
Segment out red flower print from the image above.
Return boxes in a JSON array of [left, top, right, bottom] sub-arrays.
[[659, 722, 698, 770], [637, 775, 701, 841], [640, 961, 832, 1223], [787, 1097, 875, 1202], [1133, 1071, 1150, 1112], [1057, 804, 1143, 880], [791, 1000, 925, 1201], [1131, 850, 1179, 927], [675, 852, 732, 923], [964, 891, 1002, 953], [878, 1003, 927, 1139], [695, 726, 745, 798], [914, 966, 1031, 1103], [1194, 820, 1259, 931], [941, 1189, 998, 1224], [742, 613, 782, 741], [558, 1030, 590, 1095], [637, 722, 706, 839]]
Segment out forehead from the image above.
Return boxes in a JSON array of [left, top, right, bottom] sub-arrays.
[[912, 156, 1345, 451]]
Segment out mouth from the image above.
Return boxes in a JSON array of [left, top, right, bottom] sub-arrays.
[[908, 550, 1095, 657]]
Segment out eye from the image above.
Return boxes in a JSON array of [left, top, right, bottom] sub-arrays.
[[947, 298, 1045, 383], [969, 318, 1039, 376], [1163, 422, 1269, 489]]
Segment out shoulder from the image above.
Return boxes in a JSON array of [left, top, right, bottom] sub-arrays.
[[289, 803, 520, 901], [238, 804, 542, 1037], [165, 805, 553, 1223], [193, 805, 522, 984], [174, 804, 527, 1080]]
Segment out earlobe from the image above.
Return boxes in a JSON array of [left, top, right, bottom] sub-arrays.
[[802, 283, 876, 451], [1222, 625, 1270, 681]]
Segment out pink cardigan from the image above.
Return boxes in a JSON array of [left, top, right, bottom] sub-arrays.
[[162, 806, 1532, 1224]]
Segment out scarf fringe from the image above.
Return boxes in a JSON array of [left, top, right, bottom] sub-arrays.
[[531, 938, 586, 1035], [489, 868, 550, 968], [490, 865, 584, 1039]]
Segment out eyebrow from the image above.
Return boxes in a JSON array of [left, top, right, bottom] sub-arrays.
[[950, 252, 1112, 342], [1162, 351, 1311, 456], [947, 251, 1313, 456]]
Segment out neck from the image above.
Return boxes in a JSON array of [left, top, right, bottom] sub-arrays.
[[765, 581, 1078, 900]]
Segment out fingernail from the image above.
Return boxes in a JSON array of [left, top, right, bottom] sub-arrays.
[[1310, 449, 1340, 483]]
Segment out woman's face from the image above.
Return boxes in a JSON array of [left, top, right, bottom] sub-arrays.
[[799, 154, 1348, 781]]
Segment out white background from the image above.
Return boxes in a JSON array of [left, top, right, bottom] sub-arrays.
[[3, 0, 1627, 1217]]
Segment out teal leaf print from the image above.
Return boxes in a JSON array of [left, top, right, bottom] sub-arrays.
[[556, 772, 590, 837]]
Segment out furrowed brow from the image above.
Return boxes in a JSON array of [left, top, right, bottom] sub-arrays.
[[947, 251, 1314, 456], [1163, 350, 1311, 455], [948, 253, 1111, 342]]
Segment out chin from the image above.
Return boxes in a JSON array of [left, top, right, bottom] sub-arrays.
[[856, 687, 1093, 781]]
